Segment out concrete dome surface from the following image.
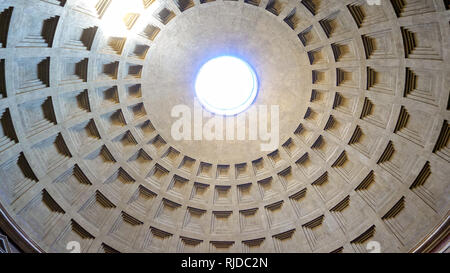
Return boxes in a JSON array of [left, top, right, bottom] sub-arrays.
[[0, 0, 448, 253]]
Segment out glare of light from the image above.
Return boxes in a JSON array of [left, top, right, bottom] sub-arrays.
[[100, 0, 161, 37], [195, 56, 259, 116]]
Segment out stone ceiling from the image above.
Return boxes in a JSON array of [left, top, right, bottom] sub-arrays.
[[0, 0, 448, 253]]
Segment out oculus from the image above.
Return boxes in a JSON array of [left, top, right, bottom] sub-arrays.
[[195, 56, 259, 116]]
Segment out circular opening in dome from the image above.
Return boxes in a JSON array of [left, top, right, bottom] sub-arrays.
[[195, 56, 259, 116]]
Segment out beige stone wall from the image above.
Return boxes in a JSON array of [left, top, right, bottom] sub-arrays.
[[0, 0, 448, 253]]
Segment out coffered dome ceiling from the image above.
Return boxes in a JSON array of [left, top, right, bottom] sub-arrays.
[[0, 0, 448, 253]]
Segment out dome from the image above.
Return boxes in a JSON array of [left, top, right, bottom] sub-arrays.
[[0, 0, 448, 253]]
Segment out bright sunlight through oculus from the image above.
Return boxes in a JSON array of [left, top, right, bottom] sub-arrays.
[[195, 56, 259, 116]]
